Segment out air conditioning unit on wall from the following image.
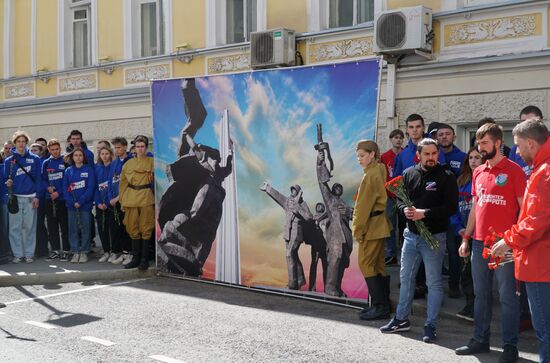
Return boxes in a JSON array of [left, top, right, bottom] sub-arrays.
[[374, 6, 433, 56], [250, 28, 295, 69]]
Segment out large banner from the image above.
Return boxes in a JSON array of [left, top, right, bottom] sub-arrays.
[[153, 60, 379, 301]]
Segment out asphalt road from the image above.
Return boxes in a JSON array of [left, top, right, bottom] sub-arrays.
[[0, 277, 540, 363]]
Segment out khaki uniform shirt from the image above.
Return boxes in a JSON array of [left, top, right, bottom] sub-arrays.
[[352, 162, 392, 243], [119, 156, 154, 208]]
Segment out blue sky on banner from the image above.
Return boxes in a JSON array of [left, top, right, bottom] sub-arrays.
[[151, 60, 379, 204]]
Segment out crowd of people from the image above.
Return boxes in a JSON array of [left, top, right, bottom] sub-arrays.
[[352, 106, 549, 363], [0, 130, 154, 270]]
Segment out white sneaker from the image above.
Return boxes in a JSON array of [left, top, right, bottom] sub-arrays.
[[25, 258, 34, 263], [122, 254, 133, 266], [12, 257, 22, 263], [112, 254, 125, 264], [70, 253, 80, 263], [79, 253, 88, 263], [107, 253, 118, 263], [98, 252, 110, 262]]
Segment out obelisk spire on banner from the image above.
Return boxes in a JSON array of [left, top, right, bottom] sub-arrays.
[[215, 110, 241, 284]]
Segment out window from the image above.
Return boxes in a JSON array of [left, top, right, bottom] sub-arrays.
[[226, 0, 257, 44], [126, 0, 169, 59], [71, 2, 92, 67], [329, 0, 374, 28], [206, 0, 266, 46]]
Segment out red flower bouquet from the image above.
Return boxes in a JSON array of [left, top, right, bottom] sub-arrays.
[[385, 176, 439, 250], [483, 226, 513, 270]]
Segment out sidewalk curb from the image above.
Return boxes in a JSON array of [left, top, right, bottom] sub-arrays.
[[0, 267, 156, 287]]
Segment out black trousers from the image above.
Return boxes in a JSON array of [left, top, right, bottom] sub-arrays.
[[35, 199, 49, 256], [45, 199, 69, 252], [109, 203, 130, 252], [96, 207, 118, 253]]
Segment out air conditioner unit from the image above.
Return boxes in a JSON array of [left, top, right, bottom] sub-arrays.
[[250, 28, 295, 69], [374, 6, 433, 55]]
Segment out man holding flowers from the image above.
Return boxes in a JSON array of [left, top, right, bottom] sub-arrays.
[[491, 118, 550, 363], [380, 138, 457, 344], [456, 122, 526, 363]]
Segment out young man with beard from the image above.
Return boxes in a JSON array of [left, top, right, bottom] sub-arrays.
[[393, 114, 446, 298], [436, 124, 466, 177], [436, 123, 466, 298], [492, 118, 550, 363], [380, 138, 457, 343], [456, 123, 526, 363]]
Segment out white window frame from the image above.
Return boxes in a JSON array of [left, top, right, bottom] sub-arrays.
[[206, 0, 267, 47], [308, 0, 384, 32], [58, 0, 97, 69], [124, 0, 171, 59], [4, 0, 15, 79], [71, 3, 92, 67]]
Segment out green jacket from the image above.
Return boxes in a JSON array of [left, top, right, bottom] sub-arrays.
[[352, 162, 392, 243]]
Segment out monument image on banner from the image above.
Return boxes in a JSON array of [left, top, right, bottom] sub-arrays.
[[152, 60, 379, 300]]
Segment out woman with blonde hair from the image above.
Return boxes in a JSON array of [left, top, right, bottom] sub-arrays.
[[95, 146, 117, 262], [352, 140, 392, 320]]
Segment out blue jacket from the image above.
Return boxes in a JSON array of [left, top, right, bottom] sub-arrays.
[[3, 148, 41, 196], [393, 139, 447, 177], [66, 143, 95, 166], [508, 145, 531, 177], [40, 155, 66, 200], [95, 163, 112, 206], [62, 164, 96, 211], [443, 145, 466, 177], [108, 154, 132, 200], [0, 164, 6, 205], [450, 181, 473, 236]]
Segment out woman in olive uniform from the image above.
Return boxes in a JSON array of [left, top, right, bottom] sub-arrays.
[[119, 135, 154, 270], [351, 140, 392, 320]]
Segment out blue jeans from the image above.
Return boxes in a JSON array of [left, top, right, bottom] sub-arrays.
[[68, 209, 91, 253], [525, 282, 550, 362], [471, 239, 519, 346], [385, 198, 398, 258], [8, 196, 37, 258], [396, 228, 446, 327]]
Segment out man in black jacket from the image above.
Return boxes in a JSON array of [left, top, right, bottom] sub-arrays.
[[380, 138, 458, 343]]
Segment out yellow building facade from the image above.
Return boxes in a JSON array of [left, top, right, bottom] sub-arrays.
[[1, 0, 550, 151]]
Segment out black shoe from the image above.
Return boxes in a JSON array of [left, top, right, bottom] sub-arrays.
[[455, 338, 490, 355], [359, 305, 390, 321], [0, 302, 6, 308], [384, 256, 398, 266], [499, 345, 518, 363], [423, 324, 437, 343], [456, 305, 474, 322], [380, 317, 411, 333]]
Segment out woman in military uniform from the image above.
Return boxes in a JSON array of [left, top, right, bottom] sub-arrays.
[[119, 135, 154, 270], [352, 140, 392, 320]]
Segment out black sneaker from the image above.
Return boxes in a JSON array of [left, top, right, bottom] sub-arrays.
[[456, 305, 474, 322], [0, 302, 6, 308], [60, 251, 69, 262], [380, 317, 411, 334], [456, 338, 490, 355], [423, 324, 437, 343], [499, 344, 518, 363], [45, 251, 60, 261]]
